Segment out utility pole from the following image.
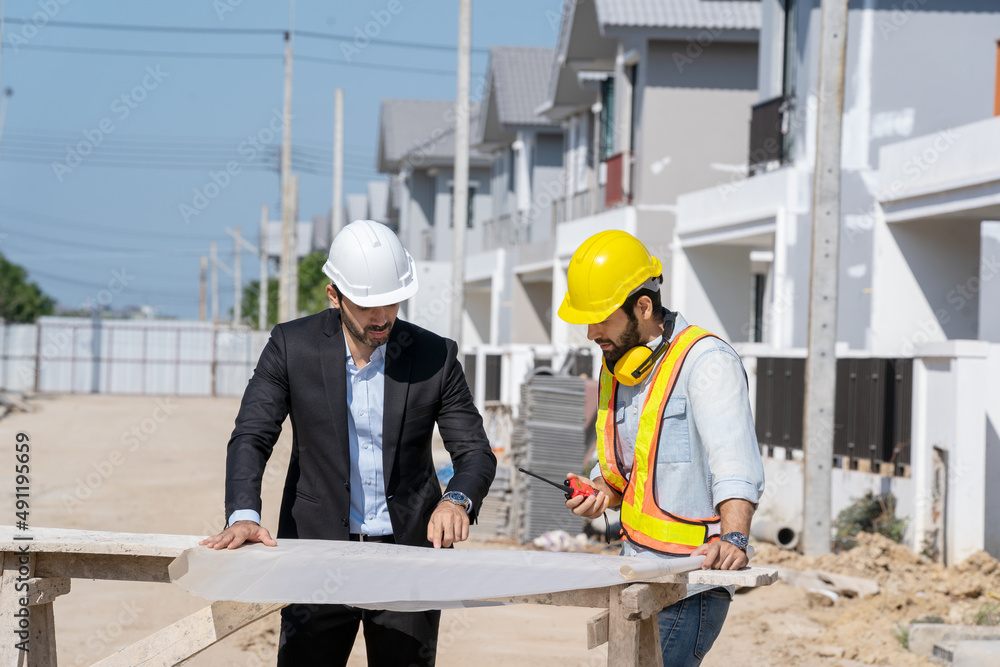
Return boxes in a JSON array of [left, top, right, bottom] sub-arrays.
[[279, 28, 294, 322], [289, 174, 300, 318], [259, 204, 269, 330], [231, 226, 242, 325], [199, 255, 207, 321], [802, 0, 850, 556], [226, 223, 266, 328], [332, 87, 345, 238], [450, 0, 472, 347], [210, 241, 219, 323]]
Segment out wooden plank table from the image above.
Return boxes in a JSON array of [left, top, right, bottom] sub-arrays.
[[0, 526, 778, 666]]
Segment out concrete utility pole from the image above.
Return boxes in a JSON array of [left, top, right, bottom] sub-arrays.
[[450, 0, 472, 347], [210, 242, 219, 323], [802, 0, 850, 556], [279, 29, 295, 322], [332, 87, 345, 238], [259, 204, 269, 330], [199, 255, 207, 321], [288, 174, 300, 318], [232, 226, 242, 325]]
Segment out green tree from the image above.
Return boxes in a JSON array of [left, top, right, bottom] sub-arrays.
[[0, 253, 55, 323], [241, 252, 331, 328], [297, 251, 330, 315]]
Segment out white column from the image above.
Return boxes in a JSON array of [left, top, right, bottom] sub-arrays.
[[911, 340, 990, 565]]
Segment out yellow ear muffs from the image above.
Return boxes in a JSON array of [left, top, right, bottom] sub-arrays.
[[603, 338, 668, 387]]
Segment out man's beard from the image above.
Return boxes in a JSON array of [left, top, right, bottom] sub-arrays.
[[597, 316, 642, 365], [343, 312, 393, 348]]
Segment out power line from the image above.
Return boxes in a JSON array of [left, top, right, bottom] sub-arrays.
[[11, 43, 484, 78], [3, 129, 375, 157], [0, 206, 220, 240], [1, 17, 491, 54]]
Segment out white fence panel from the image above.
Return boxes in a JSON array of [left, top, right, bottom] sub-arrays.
[[0, 318, 270, 397]]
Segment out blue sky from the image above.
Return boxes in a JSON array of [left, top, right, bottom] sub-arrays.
[[0, 0, 563, 319]]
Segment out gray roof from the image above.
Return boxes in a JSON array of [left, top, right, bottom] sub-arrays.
[[595, 0, 762, 31], [377, 99, 490, 173], [487, 46, 559, 127], [477, 46, 560, 146]]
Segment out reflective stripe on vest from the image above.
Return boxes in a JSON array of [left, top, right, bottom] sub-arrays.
[[597, 325, 722, 555]]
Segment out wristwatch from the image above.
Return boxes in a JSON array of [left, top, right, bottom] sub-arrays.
[[720, 532, 749, 553], [440, 491, 472, 513]]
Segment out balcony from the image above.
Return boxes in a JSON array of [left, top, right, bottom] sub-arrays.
[[748, 95, 789, 176], [483, 212, 523, 250], [552, 187, 608, 224], [605, 151, 632, 207]]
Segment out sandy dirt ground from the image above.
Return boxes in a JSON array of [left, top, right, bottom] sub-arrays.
[[3, 393, 990, 665]]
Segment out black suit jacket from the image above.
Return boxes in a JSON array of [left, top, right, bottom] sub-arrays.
[[224, 308, 496, 547]]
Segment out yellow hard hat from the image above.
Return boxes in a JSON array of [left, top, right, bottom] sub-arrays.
[[558, 230, 662, 325]]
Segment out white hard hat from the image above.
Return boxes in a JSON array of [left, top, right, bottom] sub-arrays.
[[322, 220, 419, 307]]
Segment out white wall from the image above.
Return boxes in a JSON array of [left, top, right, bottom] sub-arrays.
[[870, 218, 981, 354], [986, 346, 1000, 557], [406, 260, 454, 338], [678, 245, 754, 342], [757, 454, 915, 547]]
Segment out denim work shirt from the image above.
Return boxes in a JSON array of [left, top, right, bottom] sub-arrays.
[[593, 312, 765, 599], [228, 344, 394, 535]]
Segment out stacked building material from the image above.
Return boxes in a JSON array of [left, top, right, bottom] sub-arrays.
[[510, 373, 589, 543], [474, 464, 513, 538]]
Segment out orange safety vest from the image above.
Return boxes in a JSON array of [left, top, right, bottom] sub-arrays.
[[597, 325, 722, 555]]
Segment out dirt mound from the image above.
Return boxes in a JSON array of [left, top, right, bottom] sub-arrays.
[[747, 533, 1000, 664]]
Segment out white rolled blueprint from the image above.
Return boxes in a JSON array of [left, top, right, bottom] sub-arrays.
[[169, 540, 703, 611]]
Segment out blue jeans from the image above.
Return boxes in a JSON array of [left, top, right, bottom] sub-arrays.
[[658, 588, 731, 666]]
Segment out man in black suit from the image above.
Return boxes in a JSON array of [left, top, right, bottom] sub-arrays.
[[200, 220, 496, 666]]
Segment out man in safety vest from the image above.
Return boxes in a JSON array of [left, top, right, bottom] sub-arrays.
[[560, 230, 765, 666]]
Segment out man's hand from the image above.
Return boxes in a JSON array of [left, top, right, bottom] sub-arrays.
[[691, 540, 748, 570], [199, 520, 277, 550], [564, 473, 620, 520], [427, 500, 470, 548]]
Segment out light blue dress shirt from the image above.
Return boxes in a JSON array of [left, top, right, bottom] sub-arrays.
[[344, 344, 393, 535], [228, 344, 394, 535]]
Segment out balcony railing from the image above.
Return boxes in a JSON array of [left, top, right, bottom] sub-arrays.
[[552, 188, 608, 224], [748, 95, 788, 176], [483, 212, 523, 250], [605, 151, 632, 207]]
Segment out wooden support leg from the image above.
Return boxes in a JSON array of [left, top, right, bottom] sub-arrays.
[[90, 601, 285, 667], [26, 602, 56, 667], [607, 584, 665, 667]]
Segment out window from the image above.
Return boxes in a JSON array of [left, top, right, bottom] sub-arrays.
[[599, 78, 615, 161], [449, 186, 475, 228], [750, 273, 766, 343], [626, 63, 638, 156]]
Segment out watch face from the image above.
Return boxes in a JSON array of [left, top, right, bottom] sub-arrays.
[[723, 532, 748, 549]]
